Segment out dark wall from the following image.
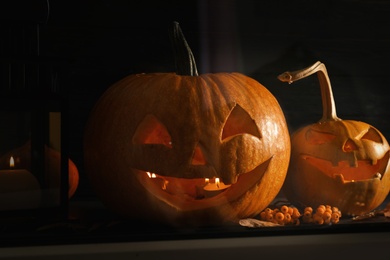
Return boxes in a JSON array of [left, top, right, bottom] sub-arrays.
[[2, 0, 390, 197]]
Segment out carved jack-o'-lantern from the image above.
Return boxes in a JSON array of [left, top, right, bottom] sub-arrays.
[[278, 61, 390, 216], [83, 23, 290, 226]]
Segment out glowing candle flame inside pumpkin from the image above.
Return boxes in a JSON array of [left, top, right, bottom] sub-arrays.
[[10, 156, 15, 168], [203, 177, 231, 198], [146, 172, 157, 178], [146, 172, 168, 190], [215, 177, 220, 188]]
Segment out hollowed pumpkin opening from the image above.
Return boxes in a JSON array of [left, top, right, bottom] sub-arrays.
[[303, 126, 389, 182], [133, 114, 173, 148], [222, 104, 261, 140], [303, 151, 389, 182], [135, 157, 272, 211]]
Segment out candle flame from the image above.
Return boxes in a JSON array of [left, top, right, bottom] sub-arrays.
[[205, 178, 209, 183], [146, 172, 157, 178], [215, 177, 220, 188], [9, 156, 15, 168], [146, 172, 168, 190]]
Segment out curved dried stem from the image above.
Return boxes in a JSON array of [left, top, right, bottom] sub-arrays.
[[169, 21, 199, 76], [278, 61, 340, 122]]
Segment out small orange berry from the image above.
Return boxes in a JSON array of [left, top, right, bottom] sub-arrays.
[[322, 211, 332, 224], [304, 206, 313, 213], [313, 214, 324, 225], [275, 212, 284, 222], [284, 213, 292, 224], [331, 212, 340, 224], [303, 211, 312, 218], [325, 208, 333, 215], [316, 206, 326, 215], [292, 208, 301, 219], [280, 205, 289, 214], [318, 204, 326, 210], [265, 213, 274, 222]]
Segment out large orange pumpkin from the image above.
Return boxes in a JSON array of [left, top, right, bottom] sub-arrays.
[[83, 22, 290, 226], [278, 61, 390, 216]]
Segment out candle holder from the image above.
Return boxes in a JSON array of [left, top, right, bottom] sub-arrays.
[[0, 12, 68, 221]]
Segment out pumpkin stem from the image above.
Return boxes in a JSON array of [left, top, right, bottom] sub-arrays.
[[277, 61, 340, 122], [170, 21, 199, 76]]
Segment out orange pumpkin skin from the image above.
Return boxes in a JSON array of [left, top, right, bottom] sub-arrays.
[[284, 120, 390, 216], [84, 72, 290, 226]]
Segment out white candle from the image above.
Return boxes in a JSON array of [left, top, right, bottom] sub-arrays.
[[203, 177, 231, 198], [0, 156, 41, 211]]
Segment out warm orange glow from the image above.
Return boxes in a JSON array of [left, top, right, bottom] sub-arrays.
[[146, 172, 157, 178], [9, 156, 15, 168], [215, 177, 220, 188], [205, 178, 209, 183]]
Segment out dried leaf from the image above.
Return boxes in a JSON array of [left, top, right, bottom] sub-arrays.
[[239, 218, 281, 228]]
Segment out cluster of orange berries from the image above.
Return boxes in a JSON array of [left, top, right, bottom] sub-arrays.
[[301, 205, 342, 225], [259, 205, 301, 226], [259, 204, 342, 225]]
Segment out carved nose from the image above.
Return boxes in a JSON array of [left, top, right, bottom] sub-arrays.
[[343, 138, 358, 152]]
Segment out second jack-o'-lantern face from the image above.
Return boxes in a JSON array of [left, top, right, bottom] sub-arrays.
[[84, 72, 291, 226], [286, 120, 390, 216]]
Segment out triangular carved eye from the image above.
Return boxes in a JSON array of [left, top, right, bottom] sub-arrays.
[[191, 144, 206, 165], [132, 115, 172, 148], [361, 127, 383, 143], [222, 104, 261, 141]]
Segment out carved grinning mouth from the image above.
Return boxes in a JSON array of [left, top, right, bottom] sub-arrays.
[[135, 157, 272, 211], [301, 151, 389, 183]]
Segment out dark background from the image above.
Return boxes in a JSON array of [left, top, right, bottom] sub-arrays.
[[2, 0, 390, 199]]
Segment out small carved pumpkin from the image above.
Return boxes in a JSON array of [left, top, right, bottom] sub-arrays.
[[83, 23, 290, 226], [278, 61, 390, 216]]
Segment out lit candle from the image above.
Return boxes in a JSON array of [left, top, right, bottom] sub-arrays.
[[203, 177, 231, 198], [0, 156, 41, 211], [146, 171, 169, 190]]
